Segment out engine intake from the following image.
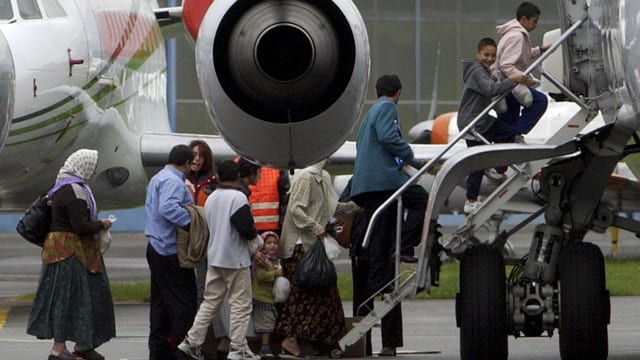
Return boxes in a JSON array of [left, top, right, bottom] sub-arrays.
[[196, 0, 369, 169]]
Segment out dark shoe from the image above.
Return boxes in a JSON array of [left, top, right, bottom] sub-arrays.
[[378, 347, 396, 356], [399, 255, 418, 263], [216, 350, 229, 360], [73, 349, 104, 360], [49, 349, 81, 360]]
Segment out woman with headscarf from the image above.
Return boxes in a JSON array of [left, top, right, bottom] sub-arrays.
[[27, 149, 115, 360], [276, 159, 360, 357]]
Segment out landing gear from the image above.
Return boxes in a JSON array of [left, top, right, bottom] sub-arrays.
[[558, 242, 610, 360], [457, 245, 508, 360]]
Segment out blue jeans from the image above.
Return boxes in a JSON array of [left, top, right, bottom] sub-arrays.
[[498, 87, 548, 135]]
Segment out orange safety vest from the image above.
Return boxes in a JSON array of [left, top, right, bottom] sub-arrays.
[[249, 167, 281, 231]]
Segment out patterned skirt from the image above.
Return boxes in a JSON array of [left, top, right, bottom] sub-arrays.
[[27, 256, 116, 349], [276, 245, 346, 347]]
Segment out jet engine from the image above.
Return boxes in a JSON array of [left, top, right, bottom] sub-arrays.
[[194, 0, 369, 169], [0, 30, 14, 154]]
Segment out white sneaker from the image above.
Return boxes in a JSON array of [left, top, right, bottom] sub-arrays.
[[464, 200, 482, 214], [485, 168, 507, 182], [227, 347, 260, 360], [178, 339, 204, 360]]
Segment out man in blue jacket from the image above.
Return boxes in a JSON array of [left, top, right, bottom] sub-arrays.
[[145, 144, 196, 359], [350, 74, 426, 356]]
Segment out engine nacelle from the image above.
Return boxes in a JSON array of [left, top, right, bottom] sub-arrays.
[[196, 0, 369, 169], [0, 30, 14, 154]]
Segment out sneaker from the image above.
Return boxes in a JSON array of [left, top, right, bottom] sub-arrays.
[[227, 347, 260, 360], [178, 339, 204, 360], [485, 168, 507, 182], [464, 200, 482, 214], [259, 349, 275, 359]]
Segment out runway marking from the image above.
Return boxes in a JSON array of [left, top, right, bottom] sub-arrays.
[[0, 306, 10, 330]]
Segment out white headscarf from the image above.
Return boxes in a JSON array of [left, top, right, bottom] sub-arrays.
[[54, 149, 99, 220], [56, 149, 98, 182]]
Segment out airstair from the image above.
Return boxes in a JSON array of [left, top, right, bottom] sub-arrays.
[[338, 8, 600, 353]]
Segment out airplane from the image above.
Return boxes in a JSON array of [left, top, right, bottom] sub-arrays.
[[3, 1, 639, 359], [338, 1, 640, 359], [0, 0, 379, 211]]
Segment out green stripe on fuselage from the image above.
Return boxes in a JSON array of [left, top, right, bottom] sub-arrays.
[[9, 103, 84, 137], [10, 2, 164, 142]]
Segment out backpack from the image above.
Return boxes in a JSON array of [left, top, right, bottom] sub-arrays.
[[16, 177, 86, 247]]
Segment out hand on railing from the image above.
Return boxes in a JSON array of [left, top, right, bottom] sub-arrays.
[[509, 73, 532, 86]]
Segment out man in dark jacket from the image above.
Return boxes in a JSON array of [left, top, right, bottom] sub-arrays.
[[349, 74, 427, 356]]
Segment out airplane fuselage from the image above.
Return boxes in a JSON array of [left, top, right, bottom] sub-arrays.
[[0, 0, 169, 210]]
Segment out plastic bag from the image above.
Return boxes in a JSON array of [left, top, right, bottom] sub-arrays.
[[99, 230, 112, 254], [323, 235, 341, 261], [100, 215, 117, 254], [294, 239, 337, 289], [272, 276, 291, 303]]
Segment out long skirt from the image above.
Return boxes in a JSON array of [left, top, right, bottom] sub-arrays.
[[276, 244, 346, 347], [27, 256, 116, 349]]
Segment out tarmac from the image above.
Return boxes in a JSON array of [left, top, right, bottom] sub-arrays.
[[1, 228, 640, 359]]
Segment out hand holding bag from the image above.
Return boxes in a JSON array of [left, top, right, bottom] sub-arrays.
[[294, 238, 337, 289]]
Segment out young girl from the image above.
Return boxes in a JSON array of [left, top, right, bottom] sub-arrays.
[[252, 231, 283, 359]]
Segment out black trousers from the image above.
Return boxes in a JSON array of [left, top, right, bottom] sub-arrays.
[[146, 243, 197, 360], [352, 190, 398, 290], [351, 256, 403, 351], [400, 185, 429, 256]]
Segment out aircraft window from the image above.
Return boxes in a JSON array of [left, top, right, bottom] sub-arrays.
[[17, 0, 42, 19], [0, 1, 14, 20], [41, 0, 66, 18]]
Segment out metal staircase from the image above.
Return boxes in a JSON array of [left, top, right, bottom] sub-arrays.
[[338, 9, 598, 352]]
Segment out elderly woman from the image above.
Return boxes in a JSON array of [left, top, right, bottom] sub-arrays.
[[27, 149, 114, 360], [277, 159, 359, 357]]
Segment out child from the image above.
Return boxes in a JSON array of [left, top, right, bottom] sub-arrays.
[[457, 37, 530, 213], [492, 1, 549, 142], [252, 231, 283, 359]]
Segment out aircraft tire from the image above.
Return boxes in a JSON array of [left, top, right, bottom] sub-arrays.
[[558, 242, 609, 360], [458, 244, 508, 360]]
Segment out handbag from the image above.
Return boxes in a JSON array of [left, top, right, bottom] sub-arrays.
[[16, 194, 52, 247], [294, 238, 337, 289], [333, 215, 354, 249], [16, 177, 86, 247]]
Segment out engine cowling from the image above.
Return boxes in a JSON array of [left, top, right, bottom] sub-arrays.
[[195, 0, 369, 169], [0, 30, 14, 154]]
